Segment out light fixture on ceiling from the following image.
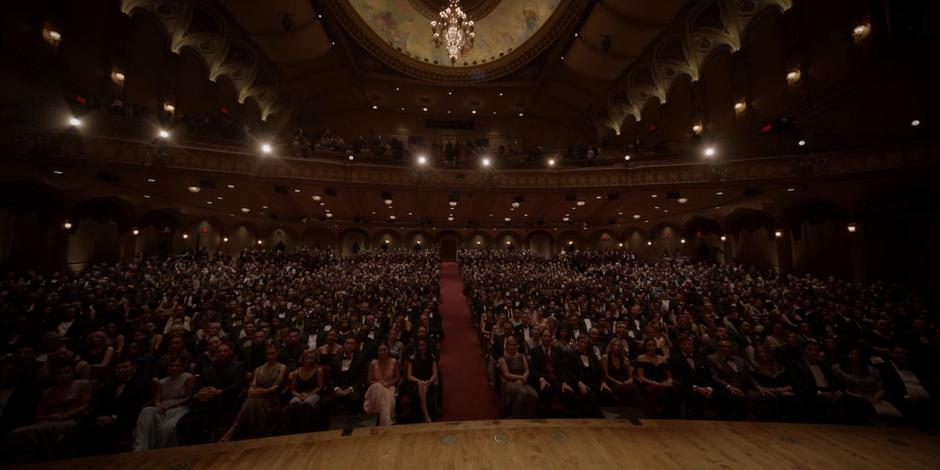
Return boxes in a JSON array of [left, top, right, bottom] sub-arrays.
[[182, 233, 189, 239], [449, 201, 457, 207], [511, 201, 520, 208], [562, 217, 569, 222], [633, 214, 641, 219], [481, 157, 491, 167], [422, 107, 428, 112], [787, 187, 796, 192], [63, 220, 72, 230], [774, 230, 783, 238], [131, 228, 139, 236], [110, 71, 125, 86], [389, 215, 396, 220], [734, 101, 746, 112], [576, 201, 585, 206], [786, 70, 801, 83], [223, 237, 229, 243], [716, 191, 723, 195], [624, 155, 631, 161], [647, 241, 652, 246], [448, 217, 454, 221], [348, 155, 354, 160], [430, 0, 475, 64], [143, 194, 151, 199], [518, 112, 524, 117], [240, 207, 250, 213], [187, 185, 201, 193], [312, 195, 322, 201], [53, 170, 63, 175], [217, 196, 223, 200], [651, 194, 658, 198], [704, 147, 716, 157], [326, 213, 333, 218], [227, 184, 235, 189], [847, 223, 857, 233], [798, 140, 806, 146], [206, 201, 213, 205], [911, 119, 921, 127], [417, 155, 428, 165], [692, 124, 703, 134], [43, 28, 62, 46], [471, 110, 477, 114], [680, 238, 686, 244], [384, 198, 393, 205], [260, 143, 273, 154], [372, 105, 378, 110], [720, 235, 727, 241], [158, 129, 169, 139], [147, 178, 156, 183], [164, 102, 175, 114], [68, 116, 81, 127], [257, 240, 263, 245], [293, 188, 301, 193], [547, 158, 555, 166], [678, 197, 688, 204]]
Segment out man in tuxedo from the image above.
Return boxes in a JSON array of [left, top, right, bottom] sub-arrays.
[[669, 336, 714, 418], [560, 335, 604, 418], [877, 346, 934, 422], [529, 328, 565, 415], [186, 342, 247, 443], [611, 322, 638, 359], [788, 341, 845, 422], [513, 312, 537, 354], [324, 337, 366, 416], [707, 339, 771, 419]]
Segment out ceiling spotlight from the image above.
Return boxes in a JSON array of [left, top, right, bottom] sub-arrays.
[[417, 155, 428, 165], [786, 70, 801, 83], [206, 201, 213, 205], [481, 157, 491, 167], [449, 201, 457, 207], [720, 235, 728, 241], [692, 124, 703, 134], [704, 147, 716, 157], [147, 178, 156, 183], [384, 198, 393, 205], [182, 233, 189, 239], [53, 170, 63, 175], [511, 201, 520, 208], [624, 155, 631, 161], [647, 241, 652, 246], [143, 194, 151, 199], [680, 238, 686, 244], [733, 101, 746, 112], [223, 237, 229, 243], [847, 223, 857, 233], [504, 218, 511, 222], [471, 110, 477, 114], [372, 105, 378, 110], [798, 140, 806, 146], [422, 107, 428, 112], [348, 155, 354, 160], [257, 240, 263, 245], [911, 119, 921, 127], [260, 143, 273, 154], [448, 217, 454, 221], [853, 24, 871, 40], [227, 184, 235, 189], [68, 117, 81, 127], [633, 214, 641, 219], [325, 213, 333, 218], [312, 195, 322, 201], [293, 188, 301, 193], [562, 217, 569, 222], [678, 197, 688, 204], [389, 215, 396, 220], [158, 129, 169, 139], [187, 185, 201, 193], [547, 158, 555, 166], [63, 221, 72, 230], [240, 207, 250, 213], [787, 187, 796, 192], [576, 201, 585, 206], [716, 191, 723, 196], [131, 228, 140, 236], [518, 112, 524, 117]]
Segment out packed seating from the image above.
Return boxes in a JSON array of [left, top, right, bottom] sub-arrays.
[[460, 249, 939, 424], [0, 248, 441, 463]]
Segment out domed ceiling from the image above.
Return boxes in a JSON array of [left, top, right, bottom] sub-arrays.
[[328, 0, 574, 82]]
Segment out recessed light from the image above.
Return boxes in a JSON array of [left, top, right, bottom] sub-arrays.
[[53, 170, 63, 175], [595, 195, 603, 199], [422, 107, 428, 112], [312, 195, 322, 201], [787, 187, 796, 192], [576, 201, 585, 206], [518, 112, 524, 117], [911, 119, 921, 127], [143, 194, 151, 199], [624, 155, 631, 161], [158, 129, 169, 139], [678, 197, 688, 204], [716, 191, 723, 196], [481, 157, 491, 167], [217, 196, 223, 200], [260, 143, 272, 154], [68, 117, 81, 127], [227, 184, 235, 189], [704, 147, 716, 157], [262, 205, 268, 209], [389, 215, 396, 220], [294, 189, 301, 193], [187, 186, 201, 193], [206, 201, 213, 205], [798, 140, 806, 146], [147, 178, 156, 183], [240, 207, 250, 213], [471, 110, 477, 114], [372, 105, 378, 110], [651, 194, 658, 198], [633, 214, 641, 219]]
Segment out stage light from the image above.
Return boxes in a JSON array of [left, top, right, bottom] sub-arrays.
[[481, 158, 491, 167], [547, 159, 555, 166], [158, 129, 169, 139], [704, 147, 716, 157], [260, 143, 272, 154], [417, 155, 428, 165], [68, 117, 81, 127]]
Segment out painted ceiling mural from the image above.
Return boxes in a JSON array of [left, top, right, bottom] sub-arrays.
[[348, 0, 562, 67]]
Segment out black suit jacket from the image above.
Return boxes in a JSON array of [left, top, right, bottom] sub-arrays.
[[564, 350, 603, 388], [330, 352, 365, 392], [877, 362, 928, 404], [528, 345, 563, 387], [669, 352, 712, 393], [788, 360, 840, 398]]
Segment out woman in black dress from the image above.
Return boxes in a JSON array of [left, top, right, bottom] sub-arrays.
[[751, 343, 798, 420], [602, 339, 649, 412], [288, 349, 325, 432], [635, 338, 679, 417], [406, 338, 438, 422]]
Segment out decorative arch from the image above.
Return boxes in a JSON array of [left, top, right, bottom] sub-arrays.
[[682, 216, 723, 239], [71, 197, 136, 232], [781, 199, 846, 240], [725, 208, 776, 240]]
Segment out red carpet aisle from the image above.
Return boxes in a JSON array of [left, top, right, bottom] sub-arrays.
[[438, 261, 500, 420]]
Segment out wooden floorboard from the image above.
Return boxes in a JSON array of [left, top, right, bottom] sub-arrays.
[[20, 419, 940, 470]]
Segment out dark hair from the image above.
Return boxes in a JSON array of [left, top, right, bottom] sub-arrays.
[[840, 345, 870, 377]]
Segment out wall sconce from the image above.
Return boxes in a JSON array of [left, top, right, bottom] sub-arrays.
[[42, 28, 62, 47], [110, 70, 126, 86], [132, 228, 140, 236], [853, 23, 871, 41], [733, 101, 746, 113], [847, 223, 857, 233], [786, 70, 801, 84], [63, 220, 72, 230], [182, 233, 189, 239], [692, 124, 703, 134]]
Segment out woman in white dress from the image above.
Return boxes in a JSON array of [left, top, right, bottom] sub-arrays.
[[363, 342, 400, 426], [133, 358, 194, 450]]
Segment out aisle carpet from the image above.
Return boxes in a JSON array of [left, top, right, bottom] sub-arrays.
[[438, 261, 499, 421]]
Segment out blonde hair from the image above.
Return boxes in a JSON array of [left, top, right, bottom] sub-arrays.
[[300, 348, 320, 366]]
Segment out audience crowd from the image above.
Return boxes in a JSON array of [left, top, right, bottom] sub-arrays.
[[0, 248, 441, 462], [460, 249, 938, 425]]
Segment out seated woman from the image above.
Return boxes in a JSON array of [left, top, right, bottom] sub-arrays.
[[219, 345, 286, 441], [287, 349, 324, 433], [498, 337, 538, 418], [82, 331, 115, 381], [832, 345, 903, 423], [601, 338, 648, 411], [406, 338, 439, 423], [751, 343, 798, 420], [317, 330, 341, 367], [10, 359, 92, 460], [635, 338, 679, 417], [364, 342, 400, 426], [133, 358, 194, 450]]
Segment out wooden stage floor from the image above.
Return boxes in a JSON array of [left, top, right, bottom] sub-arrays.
[[25, 419, 940, 469]]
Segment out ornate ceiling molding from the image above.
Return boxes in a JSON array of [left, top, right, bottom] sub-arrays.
[[323, 0, 590, 83]]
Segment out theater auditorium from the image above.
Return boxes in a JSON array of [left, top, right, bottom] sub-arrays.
[[1, 0, 939, 468]]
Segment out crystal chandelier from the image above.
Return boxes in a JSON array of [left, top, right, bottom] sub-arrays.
[[430, 0, 475, 64]]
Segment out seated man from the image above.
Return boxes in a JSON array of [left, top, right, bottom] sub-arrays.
[[707, 339, 773, 419], [877, 345, 935, 423], [183, 342, 246, 443], [76, 358, 150, 454], [529, 328, 567, 416], [788, 341, 845, 422], [323, 337, 366, 417], [670, 336, 714, 418]]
